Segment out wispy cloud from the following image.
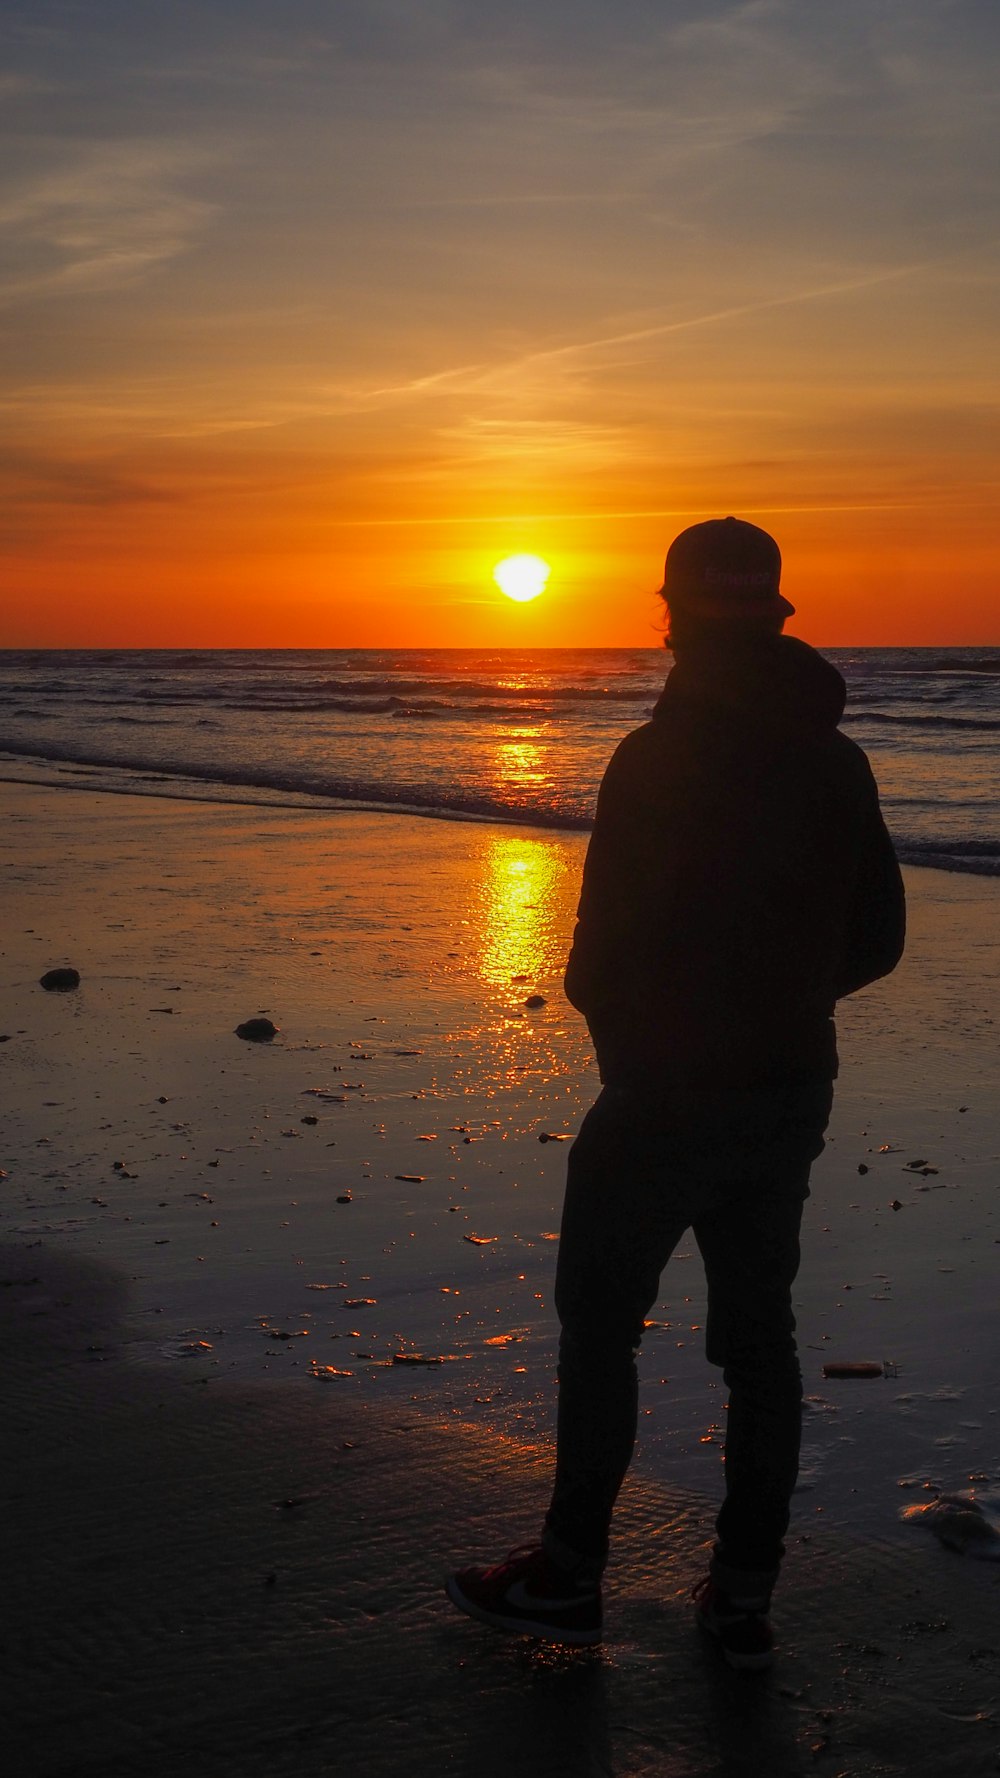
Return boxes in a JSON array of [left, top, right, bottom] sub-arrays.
[[413, 191, 635, 210], [0, 139, 219, 304], [331, 500, 929, 530], [0, 446, 176, 509], [438, 415, 622, 468], [0, 71, 54, 100], [493, 264, 930, 374], [326, 263, 929, 416]]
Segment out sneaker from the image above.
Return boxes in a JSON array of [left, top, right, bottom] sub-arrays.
[[445, 1544, 602, 1646], [693, 1576, 775, 1671]]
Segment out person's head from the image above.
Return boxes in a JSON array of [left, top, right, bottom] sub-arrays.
[[658, 516, 794, 651]]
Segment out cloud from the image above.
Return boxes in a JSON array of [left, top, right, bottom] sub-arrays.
[[488, 264, 931, 374], [0, 139, 218, 304], [438, 415, 623, 470], [0, 445, 177, 512], [0, 72, 54, 100], [309, 262, 929, 427]]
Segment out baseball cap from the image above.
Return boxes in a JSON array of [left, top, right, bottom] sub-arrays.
[[661, 516, 795, 619]]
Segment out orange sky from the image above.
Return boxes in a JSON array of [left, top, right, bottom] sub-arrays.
[[3, 2, 999, 647]]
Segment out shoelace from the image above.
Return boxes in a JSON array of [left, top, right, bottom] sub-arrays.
[[481, 1543, 544, 1582]]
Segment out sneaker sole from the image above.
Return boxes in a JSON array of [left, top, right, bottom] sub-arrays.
[[444, 1576, 602, 1647]]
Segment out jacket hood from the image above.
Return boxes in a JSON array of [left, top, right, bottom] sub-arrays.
[[654, 633, 847, 735]]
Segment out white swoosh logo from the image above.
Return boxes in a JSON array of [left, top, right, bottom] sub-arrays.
[[505, 1579, 583, 1612]]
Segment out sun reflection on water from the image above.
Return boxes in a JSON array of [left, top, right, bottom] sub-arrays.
[[491, 727, 551, 809], [476, 834, 565, 989], [415, 798, 592, 1101], [450, 829, 593, 1099]]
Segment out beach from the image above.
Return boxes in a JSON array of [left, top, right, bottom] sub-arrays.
[[3, 780, 999, 1777]]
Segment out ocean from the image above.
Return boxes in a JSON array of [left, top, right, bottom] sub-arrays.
[[2, 646, 998, 874]]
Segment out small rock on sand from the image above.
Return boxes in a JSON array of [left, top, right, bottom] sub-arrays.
[[901, 1492, 1000, 1558], [40, 967, 80, 992], [235, 1017, 278, 1042]]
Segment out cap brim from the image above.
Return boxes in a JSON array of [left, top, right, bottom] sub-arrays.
[[664, 590, 796, 620]]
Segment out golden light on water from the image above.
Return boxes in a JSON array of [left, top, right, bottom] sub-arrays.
[[493, 730, 547, 795], [441, 827, 593, 1099], [476, 834, 564, 989], [493, 554, 551, 603]]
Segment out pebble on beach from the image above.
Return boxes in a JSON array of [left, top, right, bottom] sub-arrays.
[[901, 1492, 1000, 1558], [40, 967, 80, 991], [235, 1017, 279, 1042]]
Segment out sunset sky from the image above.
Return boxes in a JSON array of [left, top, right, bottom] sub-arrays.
[[3, 0, 998, 647]]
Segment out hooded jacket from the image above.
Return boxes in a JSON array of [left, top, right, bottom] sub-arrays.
[[564, 634, 905, 1090]]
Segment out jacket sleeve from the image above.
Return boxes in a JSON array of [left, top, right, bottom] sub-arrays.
[[835, 760, 906, 998], [564, 739, 645, 1021]]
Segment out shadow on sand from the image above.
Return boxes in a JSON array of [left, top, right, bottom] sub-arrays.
[[1, 1246, 993, 1778]]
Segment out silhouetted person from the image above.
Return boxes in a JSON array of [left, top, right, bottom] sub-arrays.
[[446, 519, 905, 1668]]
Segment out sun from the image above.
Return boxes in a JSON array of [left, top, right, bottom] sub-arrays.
[[493, 554, 551, 603]]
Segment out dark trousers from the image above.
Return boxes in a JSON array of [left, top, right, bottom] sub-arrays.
[[543, 1078, 833, 1598]]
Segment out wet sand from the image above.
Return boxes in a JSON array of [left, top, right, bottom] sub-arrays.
[[2, 782, 999, 1775]]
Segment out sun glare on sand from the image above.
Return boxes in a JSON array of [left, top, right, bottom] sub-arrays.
[[493, 554, 551, 603]]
